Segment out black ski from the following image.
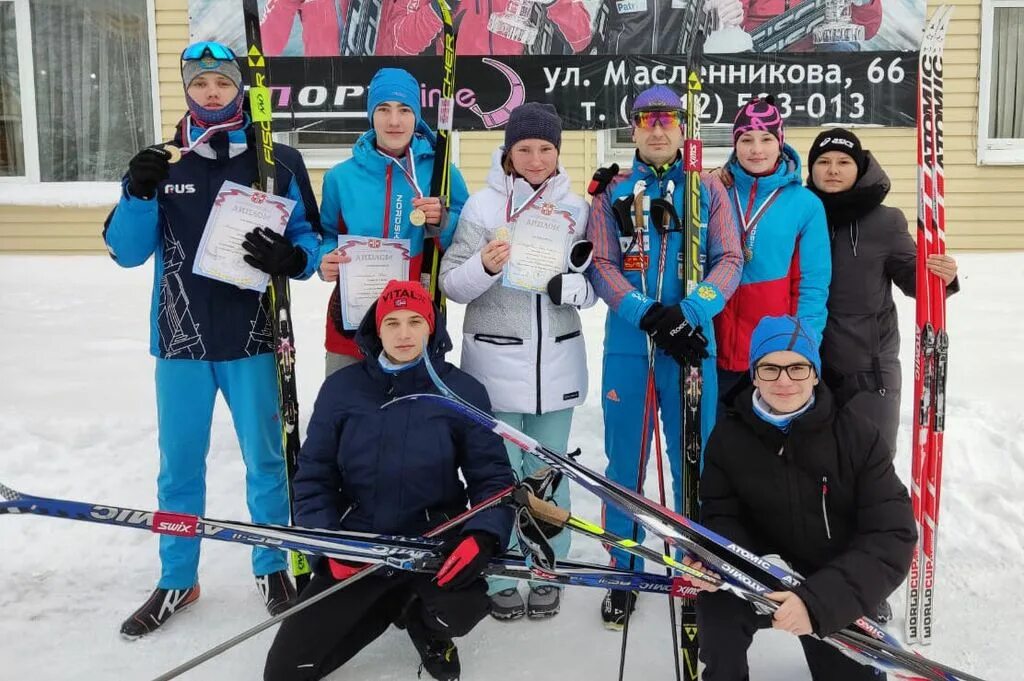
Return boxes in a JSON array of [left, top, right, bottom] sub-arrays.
[[241, 0, 310, 589]]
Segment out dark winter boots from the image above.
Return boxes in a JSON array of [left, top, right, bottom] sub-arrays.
[[489, 587, 526, 620], [119, 584, 201, 639], [407, 609, 461, 680], [600, 588, 638, 630], [256, 569, 297, 616], [526, 585, 561, 619]]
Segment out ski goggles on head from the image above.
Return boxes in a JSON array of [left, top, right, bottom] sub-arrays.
[[633, 109, 684, 129], [180, 41, 237, 64]]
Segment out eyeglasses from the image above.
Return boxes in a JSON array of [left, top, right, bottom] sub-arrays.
[[633, 110, 683, 129], [181, 41, 237, 63], [754, 363, 814, 381]]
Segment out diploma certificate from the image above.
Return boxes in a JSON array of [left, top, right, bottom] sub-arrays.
[[193, 181, 296, 292], [502, 204, 573, 294], [337, 236, 412, 330]]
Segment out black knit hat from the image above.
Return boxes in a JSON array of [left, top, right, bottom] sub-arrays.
[[808, 128, 866, 174], [504, 102, 562, 151]]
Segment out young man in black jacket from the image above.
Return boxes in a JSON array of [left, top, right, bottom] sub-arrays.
[[693, 314, 916, 680]]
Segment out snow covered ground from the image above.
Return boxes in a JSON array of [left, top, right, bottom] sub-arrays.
[[0, 253, 1018, 680]]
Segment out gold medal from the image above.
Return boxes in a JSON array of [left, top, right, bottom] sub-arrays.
[[494, 226, 511, 242], [744, 246, 753, 262], [409, 208, 427, 227], [162, 144, 182, 165]]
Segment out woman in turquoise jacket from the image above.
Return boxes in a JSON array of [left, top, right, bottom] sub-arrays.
[[714, 96, 831, 412]]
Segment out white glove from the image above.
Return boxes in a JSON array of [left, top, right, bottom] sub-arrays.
[[547, 272, 591, 306]]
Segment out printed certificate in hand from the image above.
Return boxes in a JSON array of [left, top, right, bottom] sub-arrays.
[[193, 180, 296, 292], [502, 204, 573, 294], [338, 237, 412, 330]]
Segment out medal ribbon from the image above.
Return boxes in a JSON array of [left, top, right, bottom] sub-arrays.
[[388, 149, 424, 199], [181, 114, 247, 156], [504, 176, 552, 224], [731, 186, 782, 261]]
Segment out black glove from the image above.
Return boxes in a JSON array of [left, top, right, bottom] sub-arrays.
[[587, 163, 619, 197], [434, 530, 499, 591], [127, 146, 171, 199], [242, 228, 307, 278], [639, 302, 709, 365]]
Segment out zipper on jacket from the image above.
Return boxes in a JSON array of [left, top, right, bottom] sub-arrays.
[[339, 502, 359, 524], [535, 293, 543, 415], [382, 165, 393, 238], [821, 475, 832, 540]]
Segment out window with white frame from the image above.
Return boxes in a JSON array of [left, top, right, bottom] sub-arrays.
[[0, 0, 158, 182], [273, 129, 362, 169], [978, 0, 1024, 164]]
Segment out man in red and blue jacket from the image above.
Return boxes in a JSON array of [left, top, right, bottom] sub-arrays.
[[586, 84, 743, 626]]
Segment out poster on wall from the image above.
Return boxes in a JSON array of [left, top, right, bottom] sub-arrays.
[[187, 0, 926, 130]]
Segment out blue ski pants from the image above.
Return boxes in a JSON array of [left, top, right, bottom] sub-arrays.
[[155, 354, 289, 589], [487, 408, 574, 594], [600, 350, 718, 570]]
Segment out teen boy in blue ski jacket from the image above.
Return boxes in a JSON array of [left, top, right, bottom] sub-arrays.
[[102, 41, 321, 639], [264, 281, 514, 681], [317, 67, 470, 376], [586, 84, 743, 626]]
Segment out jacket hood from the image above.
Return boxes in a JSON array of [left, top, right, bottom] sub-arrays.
[[354, 299, 453, 368], [485, 147, 573, 203], [727, 143, 804, 195]]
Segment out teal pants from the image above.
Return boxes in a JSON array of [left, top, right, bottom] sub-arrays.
[[488, 408, 574, 594], [155, 354, 289, 589]]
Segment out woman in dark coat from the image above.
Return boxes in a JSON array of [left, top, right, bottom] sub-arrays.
[[264, 280, 515, 681], [693, 314, 916, 681], [806, 129, 958, 452]]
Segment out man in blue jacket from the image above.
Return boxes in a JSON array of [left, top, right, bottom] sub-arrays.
[[103, 41, 321, 638], [264, 281, 514, 681], [586, 84, 743, 626], [317, 67, 470, 376]]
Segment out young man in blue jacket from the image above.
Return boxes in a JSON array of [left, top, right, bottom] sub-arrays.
[[103, 41, 321, 638], [264, 281, 514, 681], [316, 67, 470, 376]]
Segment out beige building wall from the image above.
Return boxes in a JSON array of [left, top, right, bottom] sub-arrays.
[[1, 0, 1020, 252]]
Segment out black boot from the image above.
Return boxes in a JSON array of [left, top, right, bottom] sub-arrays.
[[600, 589, 637, 630], [119, 584, 200, 639], [256, 570, 296, 616], [407, 611, 461, 680]]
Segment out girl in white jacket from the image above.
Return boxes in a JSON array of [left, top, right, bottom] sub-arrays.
[[439, 103, 595, 621]]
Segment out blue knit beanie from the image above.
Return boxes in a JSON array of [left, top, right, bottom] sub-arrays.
[[504, 102, 562, 151], [367, 68, 422, 126], [749, 315, 821, 378], [631, 85, 683, 115]]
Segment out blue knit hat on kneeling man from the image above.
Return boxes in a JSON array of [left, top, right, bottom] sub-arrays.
[[748, 315, 821, 378]]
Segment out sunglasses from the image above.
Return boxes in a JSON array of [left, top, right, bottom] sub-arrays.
[[181, 41, 237, 63], [633, 110, 683, 129]]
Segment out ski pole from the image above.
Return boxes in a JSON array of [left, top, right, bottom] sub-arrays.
[[147, 484, 515, 681]]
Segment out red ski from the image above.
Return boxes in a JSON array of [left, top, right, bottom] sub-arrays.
[[905, 4, 952, 646]]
